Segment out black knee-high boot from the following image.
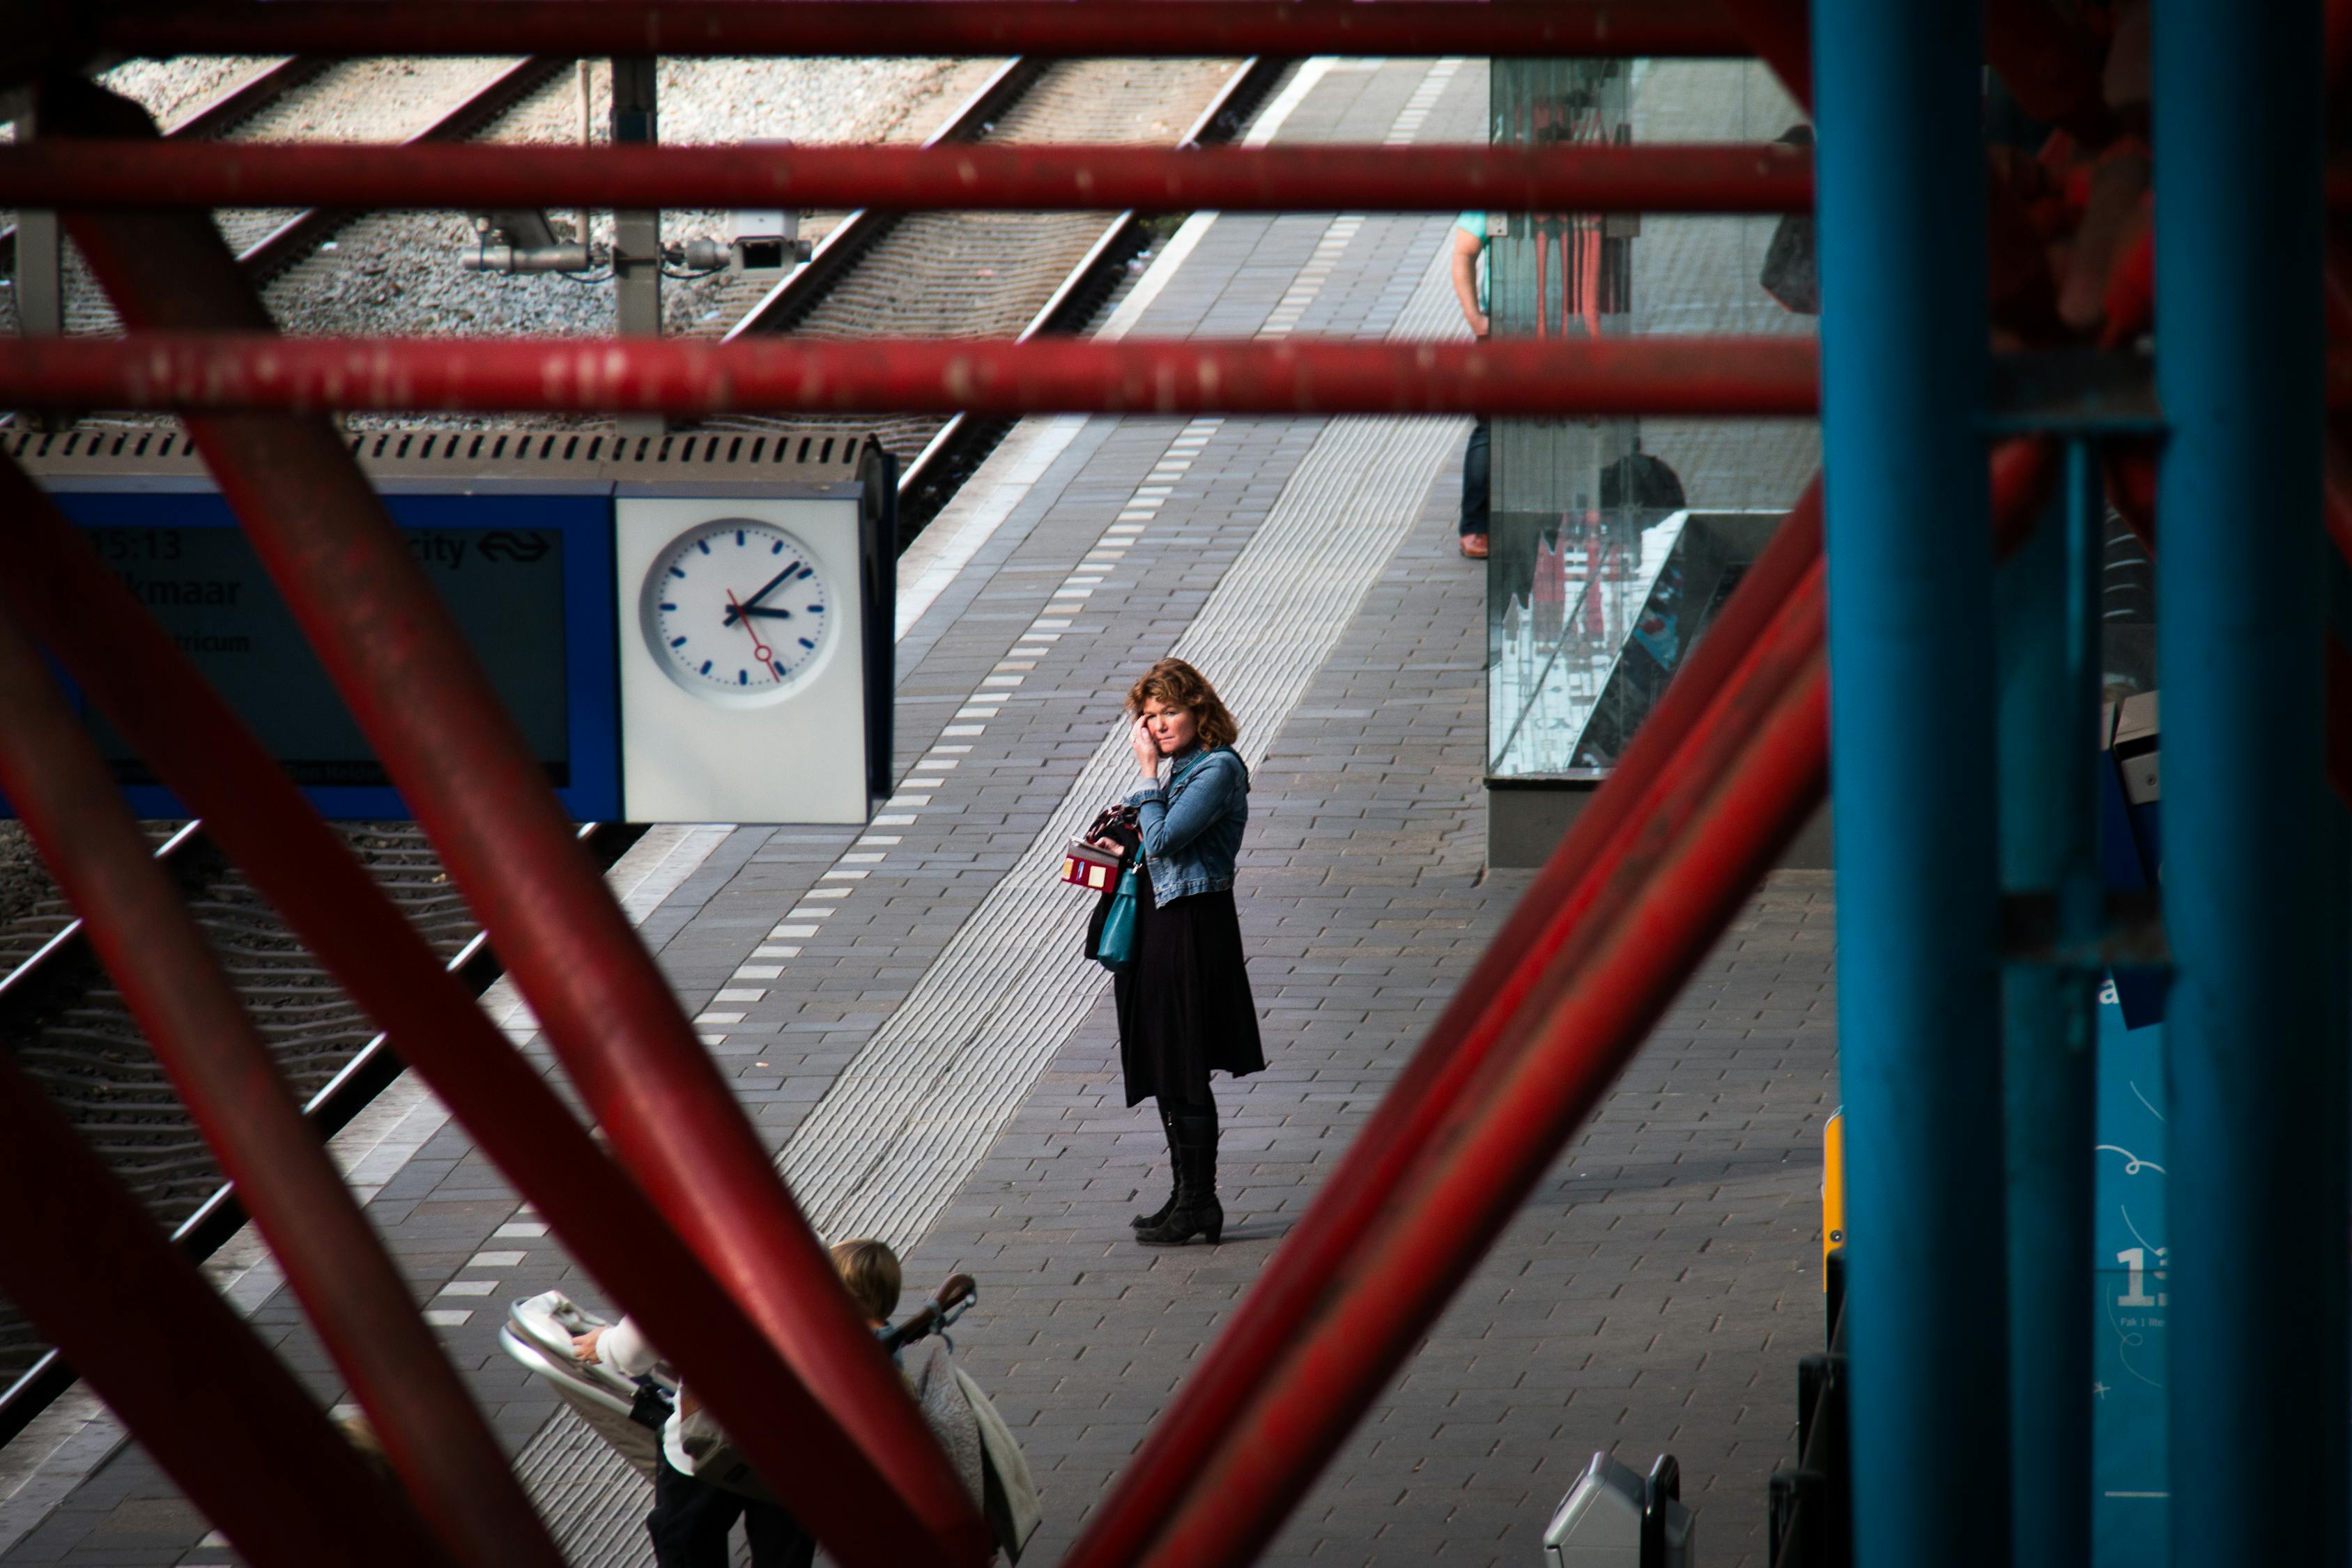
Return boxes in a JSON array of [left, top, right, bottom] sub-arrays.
[[1131, 1103, 1181, 1230], [1136, 1109, 1222, 1246]]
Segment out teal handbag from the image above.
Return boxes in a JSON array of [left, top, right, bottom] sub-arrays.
[[1094, 860, 1142, 972], [1092, 748, 1217, 974]]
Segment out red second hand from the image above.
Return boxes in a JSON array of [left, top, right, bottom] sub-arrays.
[[725, 590, 783, 681]]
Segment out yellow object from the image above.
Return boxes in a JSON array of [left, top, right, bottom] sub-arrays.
[[1822, 1108, 1845, 1286]]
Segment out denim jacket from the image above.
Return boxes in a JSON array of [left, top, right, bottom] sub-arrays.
[[1122, 745, 1248, 907]]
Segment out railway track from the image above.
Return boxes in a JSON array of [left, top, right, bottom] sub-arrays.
[[30, 54, 574, 337], [708, 52, 1288, 535], [0, 817, 641, 1444]]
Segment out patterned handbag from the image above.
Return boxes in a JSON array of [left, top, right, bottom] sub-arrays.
[[1061, 804, 1138, 892]]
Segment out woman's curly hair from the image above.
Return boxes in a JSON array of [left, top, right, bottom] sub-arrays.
[[1125, 658, 1240, 751]]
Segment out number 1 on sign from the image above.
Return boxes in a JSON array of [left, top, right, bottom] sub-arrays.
[[2117, 1247, 2167, 1308]]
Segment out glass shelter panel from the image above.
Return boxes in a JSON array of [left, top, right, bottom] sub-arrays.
[[1484, 59, 1820, 776]]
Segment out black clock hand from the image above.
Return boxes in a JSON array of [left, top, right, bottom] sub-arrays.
[[723, 562, 801, 625], [737, 606, 795, 620]]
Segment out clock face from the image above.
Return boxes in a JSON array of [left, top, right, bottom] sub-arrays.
[[640, 518, 835, 704]]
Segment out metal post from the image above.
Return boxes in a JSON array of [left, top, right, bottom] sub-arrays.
[[0, 1054, 452, 1568], [575, 60, 594, 259], [6, 88, 65, 432], [610, 55, 663, 438], [1995, 445, 2101, 1568], [1809, 1, 2008, 1566], [0, 594, 567, 1568], [2153, 0, 2345, 1560]]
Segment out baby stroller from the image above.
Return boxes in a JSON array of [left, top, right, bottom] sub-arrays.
[[500, 1273, 1040, 1558]]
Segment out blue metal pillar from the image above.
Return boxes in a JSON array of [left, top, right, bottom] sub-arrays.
[[1996, 449, 2102, 1568], [1810, 0, 2007, 1562], [2153, 0, 2343, 1561]]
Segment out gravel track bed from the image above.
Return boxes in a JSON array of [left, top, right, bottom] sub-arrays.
[[0, 822, 482, 1388], [269, 56, 981, 354]]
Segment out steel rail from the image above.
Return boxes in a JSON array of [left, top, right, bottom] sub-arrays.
[[0, 830, 587, 1447], [0, 139, 1820, 215], [51, 77, 995, 1567], [0, 458, 958, 1567], [724, 56, 1045, 343], [0, 597, 568, 1568], [0, 822, 627, 1448], [0, 839, 453, 1568], [235, 55, 570, 283], [0, 331, 1827, 417], [0, 56, 328, 272], [156, 56, 332, 141], [95, 1, 1758, 61], [896, 53, 1289, 501]]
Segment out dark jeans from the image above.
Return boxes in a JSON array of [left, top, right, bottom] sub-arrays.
[[1461, 417, 1491, 537], [648, 1453, 813, 1568]]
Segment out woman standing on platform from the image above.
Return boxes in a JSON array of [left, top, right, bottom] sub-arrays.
[[1099, 658, 1265, 1246]]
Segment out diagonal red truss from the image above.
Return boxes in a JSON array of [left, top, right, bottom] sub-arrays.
[[0, 459, 983, 1568], [35, 73, 994, 1568]]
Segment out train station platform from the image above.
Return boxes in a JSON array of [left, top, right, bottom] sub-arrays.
[[0, 56, 1838, 1568]]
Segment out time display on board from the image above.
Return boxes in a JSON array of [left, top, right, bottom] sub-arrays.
[[640, 518, 834, 702]]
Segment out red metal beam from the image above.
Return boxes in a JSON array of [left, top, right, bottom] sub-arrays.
[[0, 597, 567, 1568], [47, 79, 992, 1565], [1148, 659, 1836, 1568], [95, 1, 1756, 60], [0, 332, 1824, 417], [0, 923, 452, 1568], [1, 140, 1814, 215], [0, 457, 966, 1568], [1063, 516, 1831, 1568]]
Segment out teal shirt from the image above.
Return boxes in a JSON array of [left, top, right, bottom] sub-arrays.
[[1456, 211, 1489, 316]]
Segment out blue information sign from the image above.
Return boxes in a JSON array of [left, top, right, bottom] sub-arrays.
[[39, 486, 620, 821], [2093, 975, 2168, 1568]]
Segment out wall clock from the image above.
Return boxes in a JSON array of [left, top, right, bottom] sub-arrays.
[[640, 518, 836, 702]]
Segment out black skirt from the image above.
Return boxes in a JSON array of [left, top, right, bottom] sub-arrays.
[[1113, 861, 1265, 1108]]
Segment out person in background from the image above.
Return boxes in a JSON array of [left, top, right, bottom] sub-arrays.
[[571, 1240, 905, 1568], [1450, 210, 1493, 560]]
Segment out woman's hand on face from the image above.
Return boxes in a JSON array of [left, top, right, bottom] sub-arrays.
[[1129, 715, 1159, 775]]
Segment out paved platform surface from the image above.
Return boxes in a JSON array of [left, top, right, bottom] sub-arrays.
[[0, 56, 1839, 1568]]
